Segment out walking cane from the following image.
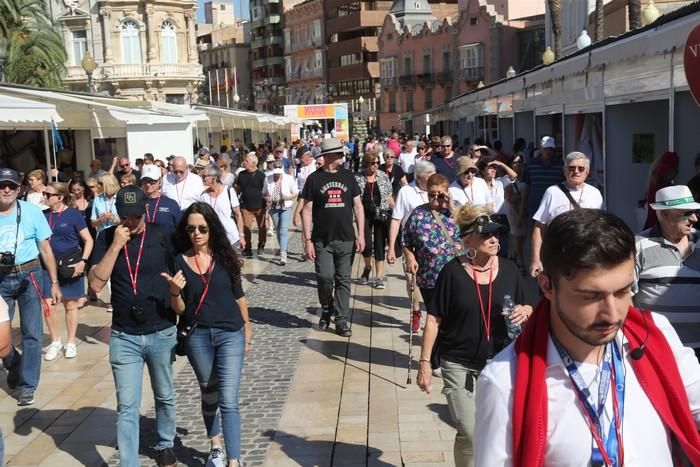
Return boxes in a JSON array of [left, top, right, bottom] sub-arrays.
[[407, 273, 416, 385]]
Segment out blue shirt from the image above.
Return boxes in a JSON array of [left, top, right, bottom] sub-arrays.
[[433, 154, 459, 183], [145, 195, 181, 240], [90, 194, 119, 234], [522, 156, 564, 216], [0, 200, 51, 265], [44, 207, 86, 256]]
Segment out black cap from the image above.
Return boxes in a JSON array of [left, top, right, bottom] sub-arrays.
[[115, 186, 146, 217], [0, 168, 21, 186]]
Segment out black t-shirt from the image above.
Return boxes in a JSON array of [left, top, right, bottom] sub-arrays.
[[380, 164, 405, 198], [428, 257, 528, 368], [176, 255, 245, 331], [145, 195, 182, 242], [301, 168, 361, 243], [236, 170, 265, 209], [92, 224, 175, 334], [362, 180, 381, 209]]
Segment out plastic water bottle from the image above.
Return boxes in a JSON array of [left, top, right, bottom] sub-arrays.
[[502, 295, 522, 340]]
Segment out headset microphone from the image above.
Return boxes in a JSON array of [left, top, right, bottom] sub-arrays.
[[630, 310, 650, 360]]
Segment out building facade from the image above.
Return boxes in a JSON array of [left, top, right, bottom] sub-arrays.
[[283, 0, 325, 105], [52, 0, 203, 102], [198, 42, 253, 109], [378, 0, 544, 134]]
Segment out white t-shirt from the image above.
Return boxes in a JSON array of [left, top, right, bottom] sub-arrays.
[[449, 177, 489, 207], [263, 173, 299, 209], [474, 313, 700, 467], [399, 150, 417, 174], [392, 182, 429, 225], [533, 182, 604, 225], [0, 296, 8, 323], [199, 186, 240, 245], [162, 172, 205, 210], [485, 177, 511, 214]]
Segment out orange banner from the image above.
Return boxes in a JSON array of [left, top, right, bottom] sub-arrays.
[[297, 105, 335, 119]]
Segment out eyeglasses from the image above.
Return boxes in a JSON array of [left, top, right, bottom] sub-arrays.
[[370, 161, 379, 166], [87, 185, 97, 189], [43, 192, 60, 198], [567, 165, 587, 173], [120, 163, 130, 168], [386, 156, 395, 159], [173, 170, 186, 175], [461, 169, 478, 176], [185, 225, 209, 235], [679, 210, 700, 220], [142, 178, 159, 184], [0, 182, 17, 190], [428, 192, 448, 201], [460, 215, 505, 237], [441, 145, 452, 148]]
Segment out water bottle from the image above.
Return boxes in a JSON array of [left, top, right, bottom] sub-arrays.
[[502, 295, 522, 340]]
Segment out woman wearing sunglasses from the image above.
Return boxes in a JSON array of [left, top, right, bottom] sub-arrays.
[[416, 205, 533, 467], [163, 202, 251, 467]]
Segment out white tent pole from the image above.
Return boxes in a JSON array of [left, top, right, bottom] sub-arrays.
[[43, 126, 52, 179]]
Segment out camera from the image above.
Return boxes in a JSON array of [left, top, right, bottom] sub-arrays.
[[0, 252, 15, 267], [130, 305, 147, 325]]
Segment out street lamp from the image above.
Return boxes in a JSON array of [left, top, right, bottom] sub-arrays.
[[233, 93, 240, 109], [81, 50, 97, 94], [642, 0, 660, 26], [185, 82, 193, 104], [506, 66, 516, 78], [576, 30, 592, 50], [542, 46, 555, 65]]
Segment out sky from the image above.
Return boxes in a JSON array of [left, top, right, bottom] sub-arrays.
[[197, 0, 250, 24]]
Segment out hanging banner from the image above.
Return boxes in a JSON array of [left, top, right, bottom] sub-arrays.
[[684, 23, 700, 107]]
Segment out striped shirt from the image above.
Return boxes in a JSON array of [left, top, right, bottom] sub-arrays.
[[522, 157, 564, 216], [633, 226, 700, 348]]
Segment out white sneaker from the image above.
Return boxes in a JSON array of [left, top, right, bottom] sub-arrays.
[[206, 445, 225, 467], [64, 343, 77, 359], [280, 252, 287, 265], [45, 341, 62, 361]]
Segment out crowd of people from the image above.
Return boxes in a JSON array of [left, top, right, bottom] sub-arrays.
[[0, 129, 698, 467]]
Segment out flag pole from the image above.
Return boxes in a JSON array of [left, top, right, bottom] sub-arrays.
[[225, 68, 230, 108], [216, 69, 221, 107], [208, 70, 213, 104]]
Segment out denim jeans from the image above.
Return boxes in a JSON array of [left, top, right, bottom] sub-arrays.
[[109, 326, 177, 467], [186, 326, 245, 462], [0, 264, 44, 394], [313, 240, 354, 323], [441, 359, 478, 467], [268, 208, 292, 252]]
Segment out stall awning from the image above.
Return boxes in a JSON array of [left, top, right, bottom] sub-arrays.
[[0, 94, 63, 127]]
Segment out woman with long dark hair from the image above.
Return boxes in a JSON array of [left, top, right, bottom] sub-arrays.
[[162, 202, 251, 467]]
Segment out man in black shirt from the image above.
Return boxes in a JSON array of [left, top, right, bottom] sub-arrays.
[[301, 138, 365, 337], [88, 186, 177, 467], [235, 152, 267, 257]]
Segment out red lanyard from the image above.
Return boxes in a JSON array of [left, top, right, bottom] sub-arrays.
[[470, 266, 494, 341], [193, 254, 215, 316], [146, 196, 161, 223], [123, 226, 147, 296], [49, 207, 66, 230]]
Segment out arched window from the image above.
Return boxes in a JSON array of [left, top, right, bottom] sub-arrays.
[[160, 20, 178, 64], [121, 20, 142, 64]]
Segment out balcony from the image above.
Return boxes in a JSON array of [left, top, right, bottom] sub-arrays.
[[380, 76, 397, 87], [328, 62, 375, 82], [417, 72, 434, 86], [64, 63, 204, 82], [436, 71, 454, 83], [462, 66, 484, 81], [252, 35, 283, 49], [253, 58, 267, 69], [326, 11, 386, 34], [399, 75, 416, 86], [327, 36, 378, 59], [265, 14, 281, 25], [266, 56, 284, 66]]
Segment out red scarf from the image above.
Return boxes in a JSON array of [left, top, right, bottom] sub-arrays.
[[512, 299, 700, 467]]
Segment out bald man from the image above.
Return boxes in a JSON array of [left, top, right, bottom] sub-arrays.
[[161, 156, 204, 210]]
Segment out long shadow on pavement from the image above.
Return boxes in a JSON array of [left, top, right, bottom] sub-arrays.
[[249, 307, 312, 330]]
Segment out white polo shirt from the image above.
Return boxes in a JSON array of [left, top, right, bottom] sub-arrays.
[[449, 177, 489, 207], [474, 313, 700, 467], [392, 182, 429, 225], [533, 182, 604, 225]]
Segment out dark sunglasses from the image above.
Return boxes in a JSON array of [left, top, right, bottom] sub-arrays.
[[370, 161, 379, 166], [185, 225, 209, 234], [428, 192, 448, 201], [173, 170, 186, 175], [0, 182, 18, 190], [460, 215, 506, 237], [120, 163, 130, 168], [679, 210, 700, 220], [43, 192, 61, 198], [462, 169, 478, 176], [567, 165, 587, 173]]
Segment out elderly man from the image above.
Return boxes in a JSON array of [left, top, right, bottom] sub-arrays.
[[302, 138, 365, 337], [634, 185, 700, 355], [530, 151, 603, 277], [89, 159, 106, 179], [235, 152, 267, 257], [161, 156, 205, 210], [522, 136, 563, 220], [432, 136, 459, 183], [111, 156, 142, 186], [399, 140, 417, 182]]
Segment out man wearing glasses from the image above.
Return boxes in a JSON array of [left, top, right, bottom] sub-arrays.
[[634, 185, 700, 358], [530, 152, 603, 277], [432, 136, 459, 183], [111, 156, 142, 187], [162, 156, 205, 210]]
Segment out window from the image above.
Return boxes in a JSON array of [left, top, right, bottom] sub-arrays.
[[314, 50, 323, 72], [442, 49, 451, 73], [121, 20, 142, 64], [341, 53, 362, 66], [71, 30, 87, 66], [160, 20, 177, 64], [470, 16, 478, 25], [338, 1, 360, 16], [459, 43, 484, 80], [425, 88, 432, 108], [406, 90, 414, 112], [389, 92, 396, 112], [445, 85, 452, 101], [312, 20, 322, 45], [403, 55, 412, 75], [284, 29, 291, 50], [422, 48, 431, 74]]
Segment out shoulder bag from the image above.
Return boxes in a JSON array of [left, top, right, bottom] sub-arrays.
[[557, 183, 581, 209]]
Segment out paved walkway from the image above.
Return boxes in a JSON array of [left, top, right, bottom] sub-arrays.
[[3, 230, 458, 466]]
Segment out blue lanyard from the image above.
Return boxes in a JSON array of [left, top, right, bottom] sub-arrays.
[[553, 338, 626, 466]]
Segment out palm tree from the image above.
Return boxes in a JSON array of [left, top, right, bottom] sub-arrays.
[[595, 0, 605, 41], [628, 0, 642, 30], [548, 0, 562, 58], [0, 0, 67, 87]]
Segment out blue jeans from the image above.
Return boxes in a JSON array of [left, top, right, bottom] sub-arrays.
[[0, 265, 44, 394], [269, 208, 292, 252], [186, 326, 245, 462], [109, 326, 177, 467]]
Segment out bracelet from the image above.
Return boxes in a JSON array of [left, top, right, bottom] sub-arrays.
[[418, 359, 430, 364], [305, 239, 313, 243], [170, 292, 181, 298], [92, 271, 109, 282], [51, 280, 59, 285]]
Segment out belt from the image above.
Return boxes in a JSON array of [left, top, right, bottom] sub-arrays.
[[0, 258, 41, 273]]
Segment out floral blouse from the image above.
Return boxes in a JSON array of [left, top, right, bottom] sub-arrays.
[[402, 204, 464, 289], [355, 170, 392, 210]]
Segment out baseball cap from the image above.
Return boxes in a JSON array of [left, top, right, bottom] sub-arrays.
[[541, 136, 556, 149], [197, 146, 210, 156], [0, 168, 21, 186], [140, 165, 162, 181], [115, 186, 146, 217]]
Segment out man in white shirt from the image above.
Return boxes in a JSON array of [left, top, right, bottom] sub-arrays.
[[475, 208, 700, 467], [398, 141, 417, 181], [449, 157, 489, 207], [530, 151, 604, 277], [162, 156, 205, 210]]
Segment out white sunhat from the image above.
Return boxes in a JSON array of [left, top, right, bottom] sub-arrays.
[[541, 136, 556, 149], [650, 185, 700, 210]]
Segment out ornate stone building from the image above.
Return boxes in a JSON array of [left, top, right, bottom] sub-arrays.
[[50, 0, 204, 102]]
